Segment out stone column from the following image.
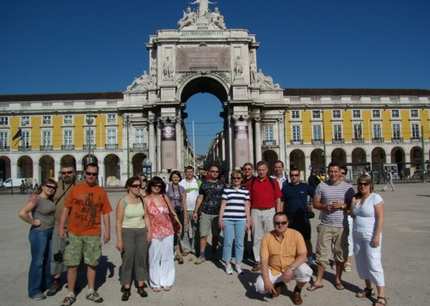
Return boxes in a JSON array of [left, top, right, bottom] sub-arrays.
[[98, 159, 105, 187], [248, 119, 254, 165], [148, 119, 156, 170], [32, 161, 39, 183], [255, 118, 262, 162], [222, 130, 226, 161], [160, 117, 177, 172], [11, 157, 17, 180], [156, 121, 162, 173], [233, 115, 250, 168], [54, 159, 61, 180], [304, 154, 311, 181], [278, 118, 286, 164], [228, 114, 234, 171], [175, 116, 182, 170]]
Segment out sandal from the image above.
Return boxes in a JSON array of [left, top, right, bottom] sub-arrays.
[[356, 287, 373, 298], [374, 296, 387, 306], [137, 286, 148, 298], [163, 286, 172, 291], [306, 284, 324, 292], [121, 288, 131, 301], [334, 282, 345, 290]]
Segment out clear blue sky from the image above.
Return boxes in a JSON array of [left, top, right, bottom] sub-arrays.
[[1, 0, 429, 154]]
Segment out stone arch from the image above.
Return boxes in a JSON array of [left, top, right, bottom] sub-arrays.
[[17, 155, 33, 178], [410, 146, 423, 168], [0, 156, 11, 180], [263, 150, 278, 174], [178, 74, 229, 103], [132, 153, 147, 176], [39, 155, 55, 182], [351, 147, 368, 180], [290, 149, 305, 172], [391, 147, 405, 178], [310, 149, 325, 172], [371, 147, 386, 183], [104, 154, 121, 186], [331, 148, 347, 166], [60, 155, 76, 169]]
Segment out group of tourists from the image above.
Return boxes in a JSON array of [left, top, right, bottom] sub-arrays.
[[19, 159, 387, 306]]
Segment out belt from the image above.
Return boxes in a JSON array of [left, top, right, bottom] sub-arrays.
[[253, 207, 274, 211]]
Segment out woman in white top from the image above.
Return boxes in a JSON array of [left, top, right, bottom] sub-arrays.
[[116, 176, 148, 301], [351, 174, 386, 306]]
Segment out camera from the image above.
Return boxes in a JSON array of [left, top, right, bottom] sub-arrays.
[[53, 251, 63, 263]]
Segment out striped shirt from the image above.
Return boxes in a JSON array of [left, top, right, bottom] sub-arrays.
[[315, 180, 355, 228], [221, 187, 250, 220]]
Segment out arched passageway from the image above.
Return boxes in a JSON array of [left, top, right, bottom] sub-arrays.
[[0, 156, 11, 181], [17, 156, 33, 178], [39, 155, 55, 183], [104, 154, 121, 186]]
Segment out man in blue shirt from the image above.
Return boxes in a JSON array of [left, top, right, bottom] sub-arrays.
[[281, 167, 314, 257]]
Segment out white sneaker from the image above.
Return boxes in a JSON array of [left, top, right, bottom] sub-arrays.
[[235, 263, 242, 274], [225, 263, 233, 275]]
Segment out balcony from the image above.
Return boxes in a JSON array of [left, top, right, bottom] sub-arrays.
[[133, 143, 148, 152], [290, 139, 303, 145], [40, 145, 53, 151], [352, 138, 364, 144], [105, 144, 119, 150], [312, 139, 323, 145], [18, 145, 31, 151], [410, 137, 421, 143], [391, 137, 403, 144], [332, 138, 344, 144], [372, 137, 384, 144], [0, 146, 10, 152], [61, 144, 75, 151], [83, 144, 96, 151], [262, 140, 277, 147]]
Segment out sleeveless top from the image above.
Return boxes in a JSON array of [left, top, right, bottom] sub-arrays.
[[122, 197, 145, 229], [31, 195, 55, 230], [146, 198, 174, 239]]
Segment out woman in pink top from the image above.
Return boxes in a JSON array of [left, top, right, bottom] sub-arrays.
[[144, 176, 181, 292]]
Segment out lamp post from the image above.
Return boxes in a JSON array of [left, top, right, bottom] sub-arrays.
[[421, 108, 426, 182], [85, 114, 97, 166], [143, 158, 152, 178], [125, 114, 130, 178], [322, 109, 327, 172]]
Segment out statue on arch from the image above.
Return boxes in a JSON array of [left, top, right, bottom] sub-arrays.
[[162, 56, 174, 80], [191, 0, 214, 17], [234, 56, 244, 79]]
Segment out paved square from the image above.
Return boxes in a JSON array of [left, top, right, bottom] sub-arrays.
[[1, 183, 429, 306]]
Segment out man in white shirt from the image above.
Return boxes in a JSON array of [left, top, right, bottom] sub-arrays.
[[271, 160, 288, 190], [179, 166, 201, 255]]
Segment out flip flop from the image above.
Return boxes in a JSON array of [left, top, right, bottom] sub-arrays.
[[335, 282, 345, 290], [306, 284, 324, 292]]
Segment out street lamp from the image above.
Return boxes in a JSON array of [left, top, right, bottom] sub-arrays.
[[143, 158, 152, 178], [85, 114, 97, 166]]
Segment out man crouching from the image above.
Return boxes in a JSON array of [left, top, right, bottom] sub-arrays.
[[255, 212, 312, 305]]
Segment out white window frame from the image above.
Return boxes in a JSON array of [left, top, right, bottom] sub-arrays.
[[41, 129, 52, 147], [312, 110, 321, 120], [63, 115, 73, 125], [63, 129, 73, 146], [333, 124, 343, 140], [411, 123, 420, 139], [353, 123, 363, 139], [392, 122, 401, 139], [135, 127, 145, 144], [106, 127, 117, 145], [0, 130, 8, 148], [352, 109, 361, 119], [312, 124, 322, 140], [332, 110, 342, 120], [291, 110, 301, 120], [85, 127, 96, 145], [106, 113, 117, 125], [410, 109, 419, 119], [0, 116, 9, 126], [372, 109, 381, 119], [21, 116, 30, 126], [391, 109, 400, 119], [263, 125, 274, 141], [292, 125, 301, 142], [42, 115, 52, 126], [372, 123, 382, 139], [21, 129, 31, 147]]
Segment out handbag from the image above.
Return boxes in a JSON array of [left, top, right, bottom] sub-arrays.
[[162, 195, 182, 234]]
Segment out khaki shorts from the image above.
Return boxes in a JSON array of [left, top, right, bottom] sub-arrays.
[[64, 234, 101, 267], [199, 212, 219, 238], [315, 224, 348, 268]]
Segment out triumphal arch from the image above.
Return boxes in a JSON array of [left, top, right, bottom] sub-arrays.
[[121, 0, 285, 173]]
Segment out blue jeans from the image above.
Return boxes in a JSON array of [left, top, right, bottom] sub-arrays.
[[222, 219, 246, 264], [28, 227, 53, 297]]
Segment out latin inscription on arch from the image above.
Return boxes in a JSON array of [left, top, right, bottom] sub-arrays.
[[176, 47, 231, 72]]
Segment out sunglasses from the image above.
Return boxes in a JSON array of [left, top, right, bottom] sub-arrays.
[[152, 184, 162, 188], [243, 168, 252, 171], [86, 172, 98, 177], [61, 171, 73, 175], [358, 182, 370, 186], [274, 221, 288, 226], [45, 185, 57, 190], [210, 170, 219, 173], [130, 184, 141, 188], [290, 174, 300, 177]]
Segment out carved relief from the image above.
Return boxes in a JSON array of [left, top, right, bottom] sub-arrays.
[[162, 56, 174, 80], [233, 56, 244, 80], [127, 71, 155, 92], [256, 69, 280, 90]]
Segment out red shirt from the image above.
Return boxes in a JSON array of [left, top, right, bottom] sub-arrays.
[[246, 176, 282, 209]]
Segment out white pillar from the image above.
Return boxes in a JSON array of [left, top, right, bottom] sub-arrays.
[[175, 118, 182, 170], [11, 156, 17, 179], [255, 119, 262, 162], [156, 121, 162, 173], [248, 119, 254, 165], [304, 154, 311, 181], [148, 120, 156, 168], [33, 161, 39, 183], [279, 118, 286, 164], [228, 115, 233, 171], [54, 159, 61, 180]]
